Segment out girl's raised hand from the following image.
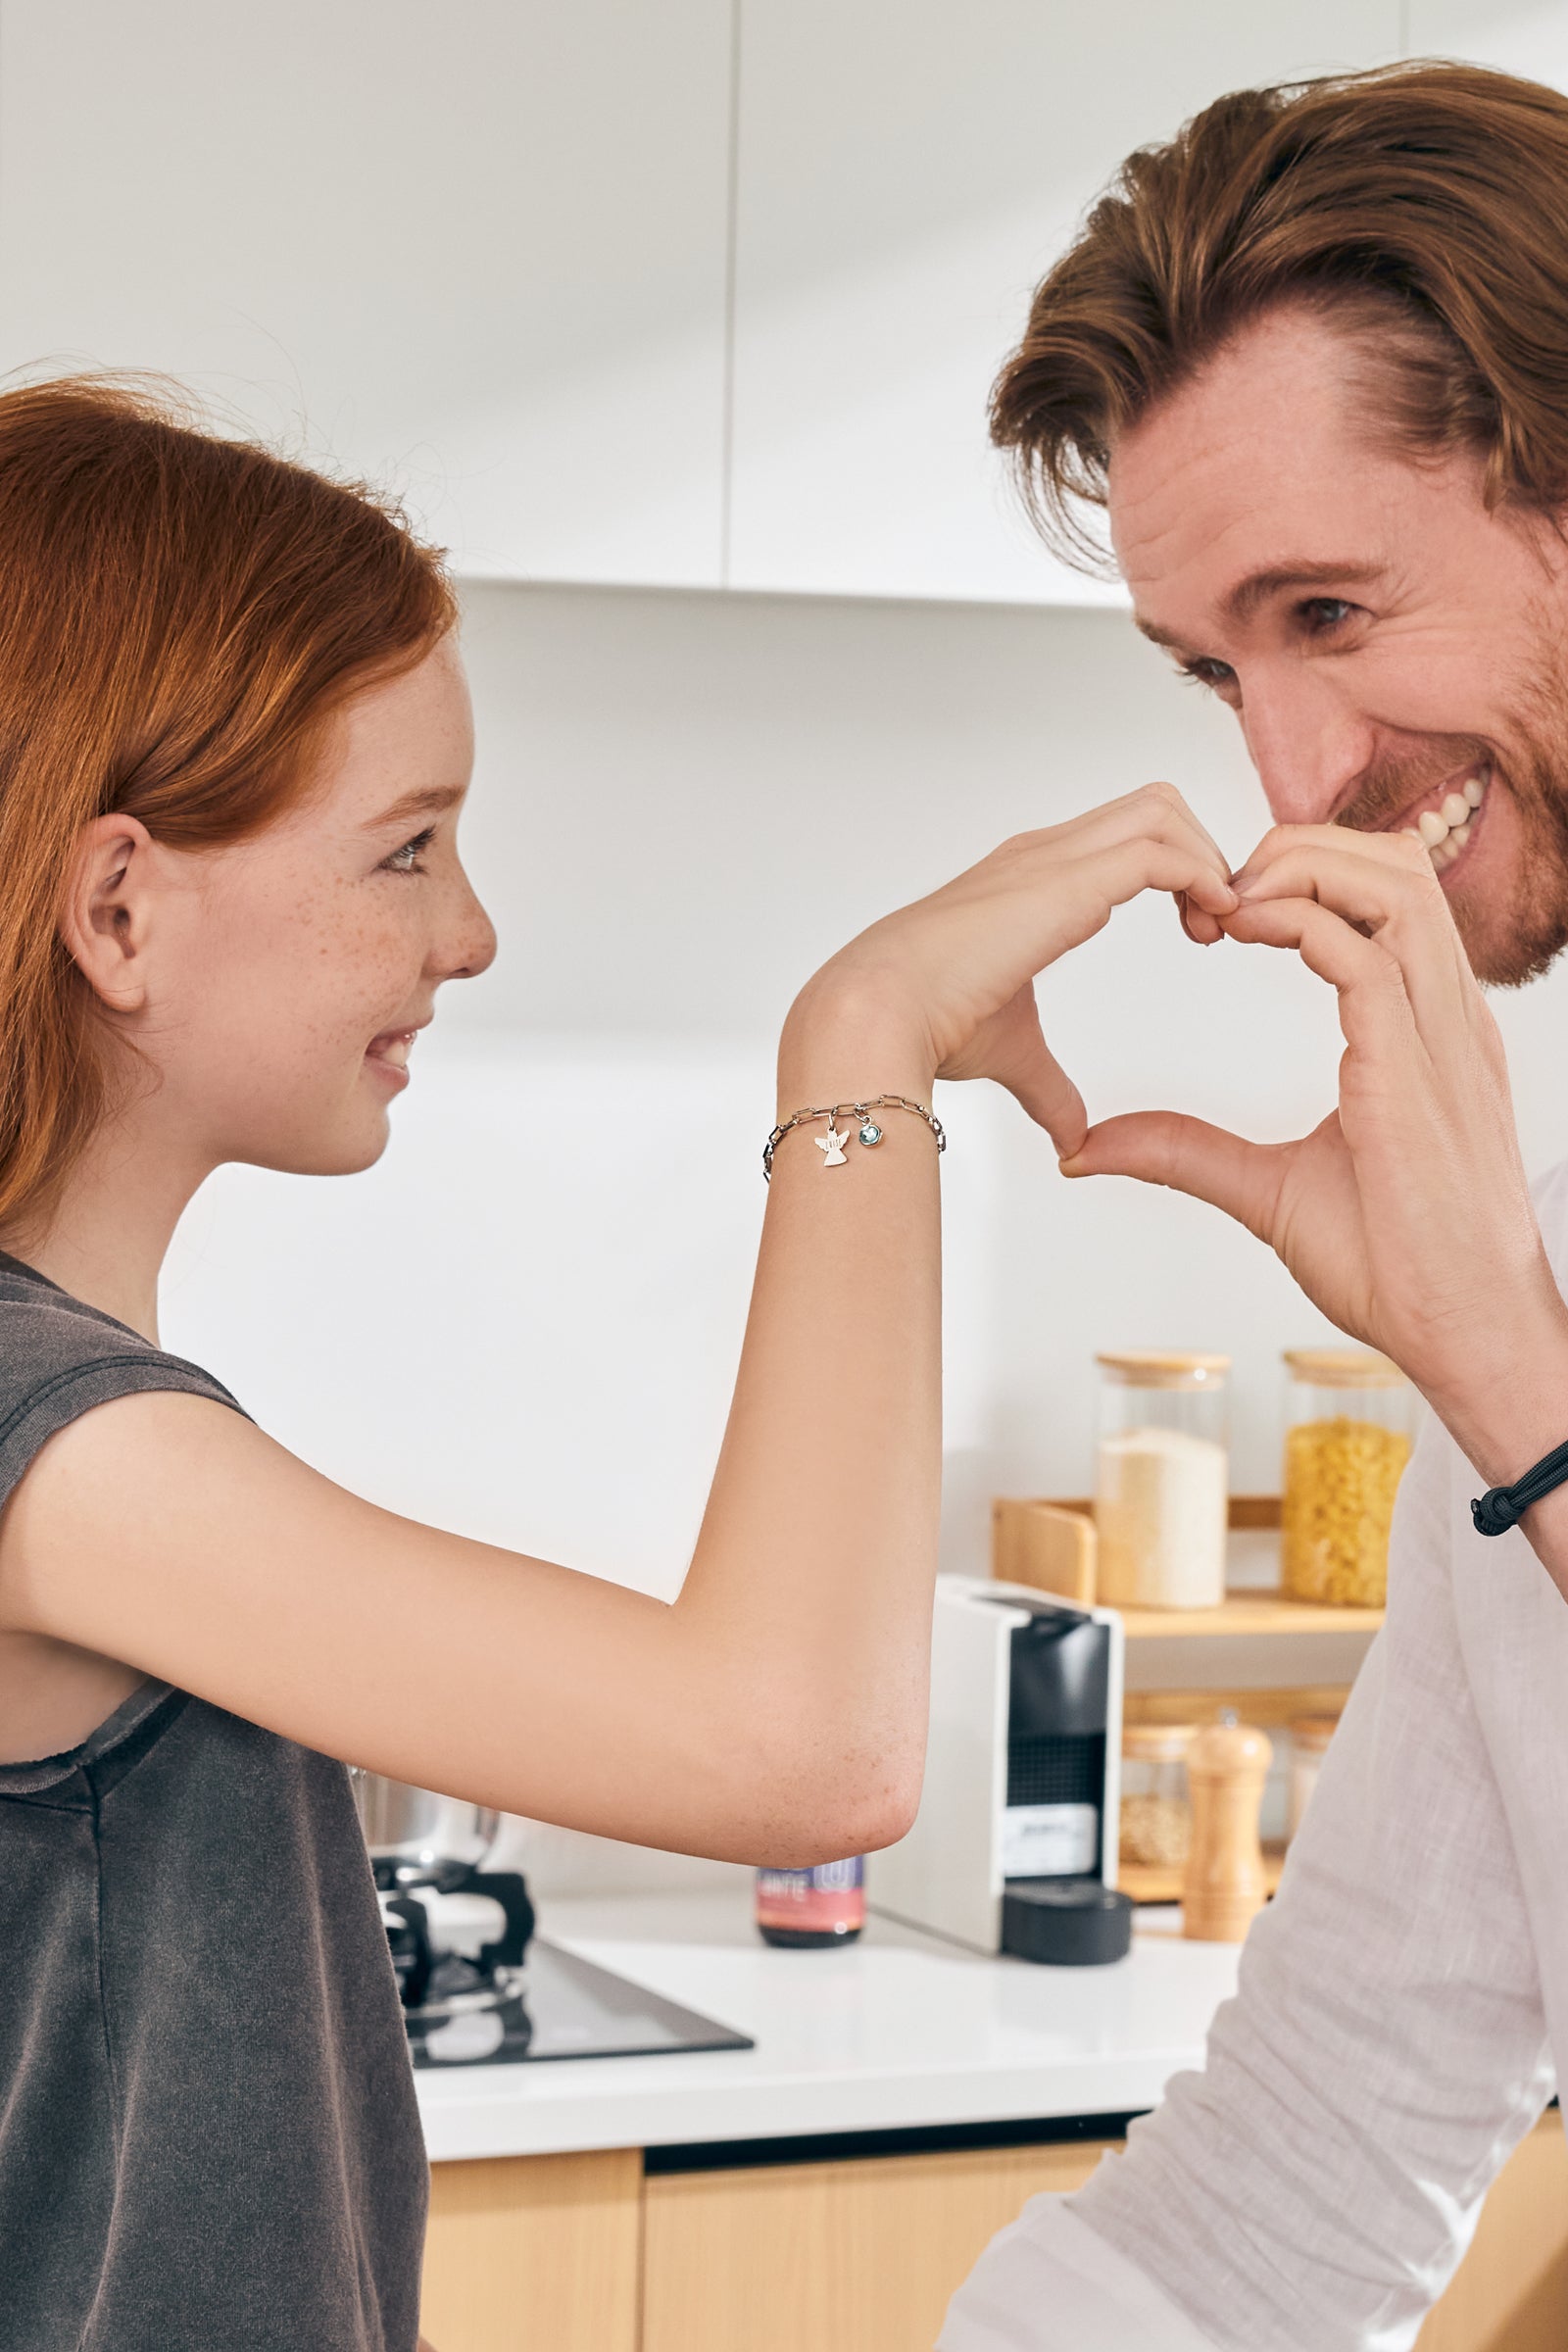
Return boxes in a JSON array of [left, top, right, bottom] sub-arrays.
[[1059, 823, 1568, 1461], [789, 783, 1239, 1156]]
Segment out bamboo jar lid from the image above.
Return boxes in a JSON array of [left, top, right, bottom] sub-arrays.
[[1284, 1347, 1406, 1389], [1097, 1350, 1230, 1392], [1122, 1723, 1198, 1763]]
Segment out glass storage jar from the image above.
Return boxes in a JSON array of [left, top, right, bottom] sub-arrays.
[[1095, 1351, 1230, 1608], [1119, 1724, 1195, 1869], [1286, 1715, 1340, 1842], [1282, 1348, 1415, 1607]]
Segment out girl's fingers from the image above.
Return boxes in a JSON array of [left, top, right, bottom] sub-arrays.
[[1034, 783, 1235, 898], [964, 839, 1237, 988], [1000, 1031, 1089, 1157], [939, 981, 1090, 1154], [1179, 895, 1226, 947], [1060, 1109, 1282, 1241], [1078, 838, 1240, 920]]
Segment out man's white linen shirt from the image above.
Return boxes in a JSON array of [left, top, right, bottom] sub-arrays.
[[939, 1162, 1568, 2352]]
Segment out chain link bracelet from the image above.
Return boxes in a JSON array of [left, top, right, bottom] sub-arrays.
[[762, 1094, 946, 1182]]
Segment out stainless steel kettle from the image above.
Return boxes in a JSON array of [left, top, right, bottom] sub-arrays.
[[350, 1769, 503, 1892]]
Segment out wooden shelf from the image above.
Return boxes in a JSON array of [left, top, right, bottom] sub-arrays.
[[1117, 1590, 1384, 1640], [993, 1495, 1386, 1637], [1124, 1683, 1354, 1732]]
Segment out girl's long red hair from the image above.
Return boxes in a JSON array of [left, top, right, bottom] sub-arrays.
[[0, 375, 455, 1233]]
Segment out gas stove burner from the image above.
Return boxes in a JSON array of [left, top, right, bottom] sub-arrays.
[[380, 1868, 535, 2010], [375, 1866, 755, 2068], [403, 1957, 526, 2021]]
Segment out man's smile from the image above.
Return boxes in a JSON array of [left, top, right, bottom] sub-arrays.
[[1377, 761, 1490, 881]]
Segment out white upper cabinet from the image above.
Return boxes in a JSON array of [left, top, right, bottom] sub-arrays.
[[726, 1, 1404, 606], [1406, 2, 1568, 84], [0, 0, 733, 586]]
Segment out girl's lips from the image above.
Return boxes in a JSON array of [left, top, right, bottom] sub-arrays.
[[365, 1025, 420, 1089]]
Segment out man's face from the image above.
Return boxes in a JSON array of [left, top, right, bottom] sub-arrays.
[[1108, 305, 1568, 986]]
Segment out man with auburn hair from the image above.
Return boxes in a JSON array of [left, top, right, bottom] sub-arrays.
[[940, 60, 1568, 2352]]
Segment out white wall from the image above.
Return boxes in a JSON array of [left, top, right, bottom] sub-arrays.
[[158, 582, 1568, 1885]]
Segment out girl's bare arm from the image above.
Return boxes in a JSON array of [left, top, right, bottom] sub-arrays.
[[0, 791, 1236, 1862]]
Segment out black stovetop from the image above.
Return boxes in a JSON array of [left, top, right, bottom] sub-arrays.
[[405, 1936, 755, 2070]]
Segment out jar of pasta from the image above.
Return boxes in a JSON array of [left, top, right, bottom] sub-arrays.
[[1119, 1724, 1195, 1869], [1281, 1349, 1414, 1607], [1095, 1352, 1229, 1608]]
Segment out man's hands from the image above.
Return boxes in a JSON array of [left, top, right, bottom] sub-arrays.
[[1061, 822, 1568, 1483]]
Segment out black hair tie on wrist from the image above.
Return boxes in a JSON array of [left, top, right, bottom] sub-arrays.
[[1472, 1437, 1568, 1536]]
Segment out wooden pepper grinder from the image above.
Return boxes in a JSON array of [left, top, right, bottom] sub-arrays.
[[1183, 1716, 1273, 1942]]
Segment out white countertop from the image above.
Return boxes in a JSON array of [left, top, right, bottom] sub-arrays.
[[415, 1890, 1240, 2164]]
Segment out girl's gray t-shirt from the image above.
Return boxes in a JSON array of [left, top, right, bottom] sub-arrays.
[[0, 1253, 427, 2350]]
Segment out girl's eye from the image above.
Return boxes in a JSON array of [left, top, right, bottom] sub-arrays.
[[1178, 657, 1237, 691], [381, 826, 436, 875]]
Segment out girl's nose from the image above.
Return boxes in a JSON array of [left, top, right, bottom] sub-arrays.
[[440, 876, 497, 983]]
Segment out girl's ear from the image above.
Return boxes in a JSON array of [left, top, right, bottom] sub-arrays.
[[60, 812, 159, 1014]]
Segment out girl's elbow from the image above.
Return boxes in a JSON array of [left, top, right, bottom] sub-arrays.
[[755, 1761, 923, 1868]]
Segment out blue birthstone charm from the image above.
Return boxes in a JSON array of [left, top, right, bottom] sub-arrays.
[[858, 1122, 884, 1148]]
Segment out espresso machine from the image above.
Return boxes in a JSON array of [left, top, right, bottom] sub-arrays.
[[867, 1575, 1132, 1965]]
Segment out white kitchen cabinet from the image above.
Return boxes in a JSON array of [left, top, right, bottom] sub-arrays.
[[0, 0, 732, 586], [726, 0, 1404, 606], [1405, 2, 1568, 85]]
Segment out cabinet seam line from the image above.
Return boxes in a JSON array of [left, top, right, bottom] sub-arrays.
[[719, 0, 742, 589]]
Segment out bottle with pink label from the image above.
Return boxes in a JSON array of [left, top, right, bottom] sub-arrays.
[[755, 1856, 864, 1947]]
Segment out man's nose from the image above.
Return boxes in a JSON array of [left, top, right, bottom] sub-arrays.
[[1239, 668, 1377, 827]]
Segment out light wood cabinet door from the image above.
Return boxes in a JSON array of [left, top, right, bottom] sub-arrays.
[[641, 2138, 1112, 2352], [421, 2150, 639, 2352], [1415, 2109, 1568, 2352], [0, 1, 732, 587], [641, 2109, 1568, 2352]]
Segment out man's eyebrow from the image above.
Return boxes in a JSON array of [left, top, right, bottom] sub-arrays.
[[1134, 614, 1192, 654], [360, 782, 466, 834], [1134, 560, 1387, 654], [1224, 559, 1385, 623]]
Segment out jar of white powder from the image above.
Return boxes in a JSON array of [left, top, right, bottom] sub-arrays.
[[1094, 1351, 1230, 1609]]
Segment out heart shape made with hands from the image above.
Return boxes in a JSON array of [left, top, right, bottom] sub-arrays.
[[1050, 821, 1550, 1409]]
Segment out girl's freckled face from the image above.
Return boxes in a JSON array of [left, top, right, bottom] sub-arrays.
[[141, 637, 497, 1176]]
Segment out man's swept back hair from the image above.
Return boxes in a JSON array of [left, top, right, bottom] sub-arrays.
[[991, 61, 1568, 573]]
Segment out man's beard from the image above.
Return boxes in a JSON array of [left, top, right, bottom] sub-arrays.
[[1333, 667, 1568, 990]]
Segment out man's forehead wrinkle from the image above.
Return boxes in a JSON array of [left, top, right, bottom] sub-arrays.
[[1119, 494, 1277, 659], [1112, 421, 1279, 605]]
